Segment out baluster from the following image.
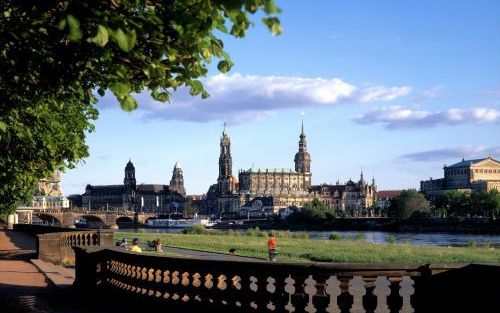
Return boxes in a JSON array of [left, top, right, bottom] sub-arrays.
[[304, 275, 317, 313], [374, 276, 391, 313], [284, 275, 296, 313], [348, 276, 366, 313], [398, 276, 414, 313], [325, 276, 341, 313]]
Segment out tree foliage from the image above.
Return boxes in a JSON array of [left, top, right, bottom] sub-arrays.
[[387, 189, 429, 219], [434, 189, 500, 217], [286, 198, 333, 225], [0, 0, 282, 215]]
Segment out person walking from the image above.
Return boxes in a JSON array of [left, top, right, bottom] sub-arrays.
[[267, 232, 278, 261], [130, 238, 142, 253]]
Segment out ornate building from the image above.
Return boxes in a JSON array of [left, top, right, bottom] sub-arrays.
[[310, 172, 377, 216], [421, 156, 500, 201], [31, 171, 69, 210], [203, 118, 377, 218], [82, 160, 186, 212]]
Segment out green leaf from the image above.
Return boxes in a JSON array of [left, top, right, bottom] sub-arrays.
[[189, 80, 203, 96], [0, 121, 6, 132], [66, 15, 82, 41], [262, 17, 283, 36], [119, 95, 138, 111], [91, 25, 109, 47], [217, 60, 233, 73], [109, 82, 131, 96], [264, 1, 281, 14], [112, 28, 136, 52]]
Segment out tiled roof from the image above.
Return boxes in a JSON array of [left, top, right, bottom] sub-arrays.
[[377, 190, 403, 199]]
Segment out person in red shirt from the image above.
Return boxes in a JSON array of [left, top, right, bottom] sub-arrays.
[[267, 232, 278, 261]]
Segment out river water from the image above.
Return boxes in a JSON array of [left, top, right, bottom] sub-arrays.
[[118, 228, 500, 247]]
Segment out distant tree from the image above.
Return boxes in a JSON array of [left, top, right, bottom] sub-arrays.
[[388, 190, 429, 219], [0, 0, 282, 215], [434, 190, 467, 217], [182, 199, 197, 218], [434, 189, 500, 218], [286, 198, 333, 225]]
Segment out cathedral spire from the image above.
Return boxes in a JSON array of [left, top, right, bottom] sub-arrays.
[[301, 112, 304, 136], [294, 114, 311, 174]]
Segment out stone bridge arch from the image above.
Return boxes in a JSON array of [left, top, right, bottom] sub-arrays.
[[34, 213, 63, 226]]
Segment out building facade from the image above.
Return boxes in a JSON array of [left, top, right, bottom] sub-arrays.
[[310, 173, 377, 217], [31, 171, 69, 210], [82, 160, 186, 213], [420, 156, 500, 201], [203, 119, 377, 218]]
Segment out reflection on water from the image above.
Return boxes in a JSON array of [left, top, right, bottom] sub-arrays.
[[118, 228, 500, 247]]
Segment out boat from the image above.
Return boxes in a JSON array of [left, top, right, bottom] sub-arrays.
[[145, 218, 213, 229]]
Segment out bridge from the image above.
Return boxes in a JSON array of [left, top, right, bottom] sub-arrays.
[[15, 208, 157, 228]]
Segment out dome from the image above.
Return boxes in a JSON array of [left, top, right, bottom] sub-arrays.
[[125, 159, 135, 170]]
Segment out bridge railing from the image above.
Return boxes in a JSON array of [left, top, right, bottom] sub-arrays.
[[73, 246, 498, 313]]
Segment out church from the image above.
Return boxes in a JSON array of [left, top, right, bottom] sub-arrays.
[[81, 160, 186, 213], [202, 118, 377, 218]]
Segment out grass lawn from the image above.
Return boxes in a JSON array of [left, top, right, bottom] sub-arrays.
[[114, 231, 500, 264]]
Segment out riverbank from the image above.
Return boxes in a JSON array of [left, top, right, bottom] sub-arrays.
[[115, 230, 500, 264], [232, 217, 500, 234]]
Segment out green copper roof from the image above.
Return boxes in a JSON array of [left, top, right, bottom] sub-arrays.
[[242, 168, 296, 173]]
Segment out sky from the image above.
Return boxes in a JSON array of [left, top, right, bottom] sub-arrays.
[[61, 0, 500, 196]]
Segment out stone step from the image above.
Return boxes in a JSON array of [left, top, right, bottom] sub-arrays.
[[31, 259, 75, 289]]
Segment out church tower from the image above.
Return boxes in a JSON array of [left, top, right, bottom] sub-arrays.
[[124, 159, 136, 191], [294, 115, 311, 174], [170, 162, 186, 196], [123, 159, 137, 210], [218, 122, 233, 195]]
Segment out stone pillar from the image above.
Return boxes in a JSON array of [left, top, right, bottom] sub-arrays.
[[7, 213, 18, 229]]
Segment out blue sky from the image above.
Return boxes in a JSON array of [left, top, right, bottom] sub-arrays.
[[62, 0, 500, 196]]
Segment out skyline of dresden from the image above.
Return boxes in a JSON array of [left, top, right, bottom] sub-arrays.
[[61, 0, 499, 196]]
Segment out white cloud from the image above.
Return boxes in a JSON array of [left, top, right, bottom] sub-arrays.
[[352, 106, 500, 129], [358, 86, 412, 103], [100, 73, 411, 123], [402, 146, 500, 161]]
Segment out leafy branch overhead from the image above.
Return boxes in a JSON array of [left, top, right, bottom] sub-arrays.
[[2, 0, 282, 111], [0, 0, 281, 215]]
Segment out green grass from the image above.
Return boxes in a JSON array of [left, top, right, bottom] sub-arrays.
[[115, 231, 500, 264]]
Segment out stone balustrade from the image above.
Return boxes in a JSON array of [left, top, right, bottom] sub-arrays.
[[72, 246, 496, 313], [37, 230, 113, 265]]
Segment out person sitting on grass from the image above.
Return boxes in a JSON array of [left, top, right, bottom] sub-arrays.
[[154, 238, 163, 253], [119, 238, 128, 249], [130, 238, 142, 253], [267, 232, 278, 261]]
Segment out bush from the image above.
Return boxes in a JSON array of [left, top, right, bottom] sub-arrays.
[[291, 231, 310, 239], [244, 227, 261, 237], [466, 240, 477, 248], [329, 233, 341, 240], [354, 233, 366, 241], [182, 224, 208, 235], [385, 236, 397, 244]]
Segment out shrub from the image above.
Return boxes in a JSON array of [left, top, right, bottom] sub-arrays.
[[329, 233, 341, 240], [182, 224, 208, 235], [466, 240, 477, 248], [385, 236, 397, 244], [244, 227, 261, 237], [354, 233, 366, 241], [291, 231, 310, 239]]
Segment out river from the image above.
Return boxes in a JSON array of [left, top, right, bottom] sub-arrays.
[[118, 228, 500, 247]]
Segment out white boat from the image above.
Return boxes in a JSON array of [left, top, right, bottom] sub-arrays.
[[145, 218, 212, 229]]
